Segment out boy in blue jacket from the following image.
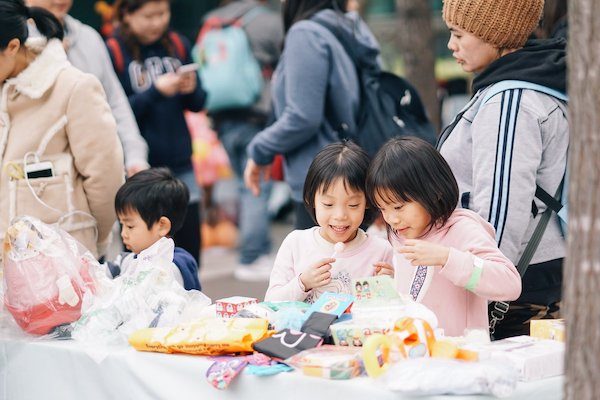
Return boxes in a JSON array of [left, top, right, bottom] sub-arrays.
[[108, 168, 201, 291]]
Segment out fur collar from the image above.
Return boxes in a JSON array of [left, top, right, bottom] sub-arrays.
[[9, 38, 70, 99]]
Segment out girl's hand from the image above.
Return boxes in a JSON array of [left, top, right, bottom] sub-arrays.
[[373, 262, 394, 277], [399, 240, 450, 266], [300, 258, 334, 291], [155, 73, 182, 97], [178, 71, 197, 94]]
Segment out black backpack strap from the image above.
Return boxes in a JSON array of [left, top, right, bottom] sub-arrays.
[[310, 15, 359, 65], [489, 182, 563, 338], [535, 184, 564, 214]]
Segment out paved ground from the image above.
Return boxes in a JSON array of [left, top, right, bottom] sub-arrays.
[[199, 221, 293, 302]]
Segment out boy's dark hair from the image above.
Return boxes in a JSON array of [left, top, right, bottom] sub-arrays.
[[115, 168, 189, 235], [366, 137, 459, 232], [303, 140, 371, 224]]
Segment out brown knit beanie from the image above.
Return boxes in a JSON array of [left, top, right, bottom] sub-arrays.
[[442, 0, 544, 49]]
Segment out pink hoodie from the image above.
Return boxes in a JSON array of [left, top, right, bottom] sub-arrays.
[[392, 209, 521, 336]]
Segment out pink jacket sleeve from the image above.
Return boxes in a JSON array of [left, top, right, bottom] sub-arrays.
[[264, 231, 309, 302], [438, 220, 522, 301]]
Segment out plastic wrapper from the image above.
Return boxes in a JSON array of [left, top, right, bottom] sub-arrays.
[[129, 317, 271, 355], [2, 216, 97, 335], [378, 358, 518, 398], [71, 238, 210, 344], [286, 345, 364, 380]]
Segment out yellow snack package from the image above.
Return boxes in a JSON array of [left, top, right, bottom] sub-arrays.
[[129, 318, 272, 356], [129, 327, 173, 353], [530, 319, 565, 342]]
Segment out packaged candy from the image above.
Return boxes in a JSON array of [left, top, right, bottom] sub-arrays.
[[362, 317, 436, 377], [215, 296, 257, 318], [530, 319, 565, 342], [129, 317, 271, 355], [286, 345, 363, 380], [330, 319, 391, 347], [306, 292, 354, 318], [206, 356, 248, 389]]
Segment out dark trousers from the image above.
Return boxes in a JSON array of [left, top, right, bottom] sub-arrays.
[[174, 202, 201, 267], [491, 258, 563, 340]]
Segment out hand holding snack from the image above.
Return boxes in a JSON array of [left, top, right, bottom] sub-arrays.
[[300, 258, 335, 291], [373, 262, 394, 277], [399, 240, 450, 266]]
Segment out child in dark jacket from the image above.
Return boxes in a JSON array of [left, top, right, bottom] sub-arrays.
[[109, 168, 201, 291], [108, 0, 206, 265]]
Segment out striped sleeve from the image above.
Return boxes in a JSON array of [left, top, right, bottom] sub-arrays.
[[470, 90, 542, 264]]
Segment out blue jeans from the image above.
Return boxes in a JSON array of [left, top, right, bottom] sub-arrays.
[[218, 119, 271, 264]]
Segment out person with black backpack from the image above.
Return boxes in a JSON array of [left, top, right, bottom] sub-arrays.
[[243, 0, 381, 229], [437, 0, 568, 339], [107, 0, 207, 266]]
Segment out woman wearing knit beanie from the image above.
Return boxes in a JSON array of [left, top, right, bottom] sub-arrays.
[[437, 0, 569, 339]]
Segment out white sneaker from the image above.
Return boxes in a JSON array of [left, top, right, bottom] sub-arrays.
[[233, 255, 273, 282]]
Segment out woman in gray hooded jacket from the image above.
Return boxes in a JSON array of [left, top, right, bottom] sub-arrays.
[[438, 0, 568, 339]]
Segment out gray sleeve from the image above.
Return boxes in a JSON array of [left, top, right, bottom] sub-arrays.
[[470, 89, 542, 263], [94, 33, 149, 170], [247, 26, 330, 165]]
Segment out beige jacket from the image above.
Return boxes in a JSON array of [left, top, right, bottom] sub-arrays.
[[0, 38, 124, 259]]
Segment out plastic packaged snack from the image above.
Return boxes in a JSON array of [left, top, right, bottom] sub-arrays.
[[129, 317, 271, 355], [286, 345, 364, 380], [2, 216, 97, 335]]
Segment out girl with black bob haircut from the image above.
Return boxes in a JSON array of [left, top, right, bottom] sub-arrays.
[[366, 137, 458, 235], [366, 137, 521, 337], [0, 0, 124, 258], [264, 141, 394, 304], [303, 140, 371, 224]]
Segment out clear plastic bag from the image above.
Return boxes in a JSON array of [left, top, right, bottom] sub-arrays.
[[71, 238, 211, 345], [2, 216, 97, 335], [379, 358, 518, 398]]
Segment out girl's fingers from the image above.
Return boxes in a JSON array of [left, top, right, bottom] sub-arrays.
[[317, 258, 335, 267], [317, 263, 332, 272]]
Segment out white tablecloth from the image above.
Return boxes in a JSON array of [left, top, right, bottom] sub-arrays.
[[0, 337, 563, 400]]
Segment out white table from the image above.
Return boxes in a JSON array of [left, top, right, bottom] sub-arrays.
[[0, 336, 563, 400]]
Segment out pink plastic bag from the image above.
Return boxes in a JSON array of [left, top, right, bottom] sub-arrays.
[[2, 216, 97, 335], [185, 111, 232, 187]]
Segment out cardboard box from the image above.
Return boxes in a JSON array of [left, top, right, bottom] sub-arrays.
[[215, 296, 257, 318], [465, 336, 564, 381], [330, 319, 391, 347], [530, 319, 565, 342]]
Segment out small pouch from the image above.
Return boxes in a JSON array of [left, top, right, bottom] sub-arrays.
[[252, 328, 323, 360]]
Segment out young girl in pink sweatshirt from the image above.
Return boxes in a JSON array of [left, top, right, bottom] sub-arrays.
[[366, 137, 521, 336], [265, 141, 394, 303]]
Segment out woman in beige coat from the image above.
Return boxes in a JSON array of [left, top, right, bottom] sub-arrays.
[[0, 0, 124, 259]]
